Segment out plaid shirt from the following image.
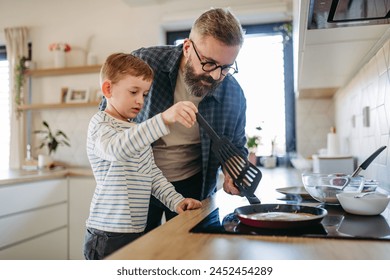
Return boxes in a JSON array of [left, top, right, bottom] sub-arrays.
[[100, 44, 247, 199]]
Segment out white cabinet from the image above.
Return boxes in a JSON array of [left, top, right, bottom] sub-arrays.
[[68, 177, 96, 260], [0, 174, 96, 260], [0, 179, 68, 260], [0, 225, 68, 260]]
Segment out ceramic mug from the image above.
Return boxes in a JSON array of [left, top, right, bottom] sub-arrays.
[[38, 154, 53, 169], [261, 156, 277, 168]]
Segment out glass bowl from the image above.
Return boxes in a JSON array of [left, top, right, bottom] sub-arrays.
[[301, 173, 365, 205]]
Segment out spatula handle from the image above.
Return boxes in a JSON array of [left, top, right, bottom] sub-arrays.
[[196, 113, 220, 142], [351, 146, 387, 177], [246, 195, 261, 205], [359, 146, 386, 170]]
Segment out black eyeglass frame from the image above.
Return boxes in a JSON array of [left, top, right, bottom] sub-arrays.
[[189, 39, 238, 77]]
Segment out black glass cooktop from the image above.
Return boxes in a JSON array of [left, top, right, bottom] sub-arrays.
[[190, 206, 390, 241]]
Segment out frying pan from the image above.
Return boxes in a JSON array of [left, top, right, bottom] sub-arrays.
[[234, 204, 328, 229], [196, 113, 262, 204]]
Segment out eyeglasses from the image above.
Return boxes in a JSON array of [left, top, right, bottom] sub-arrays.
[[190, 40, 238, 78]]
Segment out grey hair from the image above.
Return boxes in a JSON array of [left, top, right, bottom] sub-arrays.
[[189, 7, 244, 47]]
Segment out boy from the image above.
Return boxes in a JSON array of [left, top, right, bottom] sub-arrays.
[[84, 53, 202, 260]]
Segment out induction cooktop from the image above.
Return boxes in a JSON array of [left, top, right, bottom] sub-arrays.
[[190, 206, 390, 241]]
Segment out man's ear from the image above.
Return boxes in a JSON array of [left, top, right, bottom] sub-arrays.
[[182, 38, 191, 58], [101, 80, 112, 98]]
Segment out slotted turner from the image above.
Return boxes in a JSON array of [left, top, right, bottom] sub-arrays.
[[196, 113, 262, 204]]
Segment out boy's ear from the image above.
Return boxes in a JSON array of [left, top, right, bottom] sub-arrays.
[[101, 80, 112, 98]]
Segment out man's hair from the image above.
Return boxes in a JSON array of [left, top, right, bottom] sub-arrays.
[[100, 53, 154, 86], [190, 7, 244, 47]]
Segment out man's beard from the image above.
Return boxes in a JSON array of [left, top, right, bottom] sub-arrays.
[[183, 59, 221, 98]]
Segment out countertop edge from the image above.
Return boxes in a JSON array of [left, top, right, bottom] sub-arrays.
[[0, 167, 93, 186]]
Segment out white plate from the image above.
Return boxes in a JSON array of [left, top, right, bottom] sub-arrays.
[[276, 186, 312, 199]]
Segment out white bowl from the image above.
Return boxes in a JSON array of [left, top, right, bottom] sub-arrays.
[[336, 192, 390, 215]]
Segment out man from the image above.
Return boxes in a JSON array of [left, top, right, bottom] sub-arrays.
[[100, 8, 247, 231]]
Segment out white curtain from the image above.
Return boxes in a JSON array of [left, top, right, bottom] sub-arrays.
[[5, 27, 29, 168]]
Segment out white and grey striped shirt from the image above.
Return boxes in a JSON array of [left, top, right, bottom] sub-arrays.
[[86, 111, 184, 233]]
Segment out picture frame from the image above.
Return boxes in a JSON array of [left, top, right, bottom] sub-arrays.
[[66, 88, 90, 103]]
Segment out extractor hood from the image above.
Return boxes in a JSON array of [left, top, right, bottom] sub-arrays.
[[309, 0, 390, 29]]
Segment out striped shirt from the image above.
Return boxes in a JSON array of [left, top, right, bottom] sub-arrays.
[[86, 111, 184, 233]]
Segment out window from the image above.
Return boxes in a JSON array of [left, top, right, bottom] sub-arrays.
[[166, 22, 295, 157], [0, 45, 10, 170], [235, 33, 286, 156]]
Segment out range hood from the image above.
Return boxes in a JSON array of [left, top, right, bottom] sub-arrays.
[[309, 0, 390, 29]]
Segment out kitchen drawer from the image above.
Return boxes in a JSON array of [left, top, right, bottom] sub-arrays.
[[0, 179, 67, 217], [0, 228, 67, 260], [0, 203, 67, 249]]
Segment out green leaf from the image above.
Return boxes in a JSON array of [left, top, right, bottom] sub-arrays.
[[34, 121, 71, 155]]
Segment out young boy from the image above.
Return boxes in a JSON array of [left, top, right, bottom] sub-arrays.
[[84, 53, 202, 260]]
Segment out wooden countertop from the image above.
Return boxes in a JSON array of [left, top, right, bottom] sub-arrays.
[[107, 167, 390, 260], [0, 167, 93, 186]]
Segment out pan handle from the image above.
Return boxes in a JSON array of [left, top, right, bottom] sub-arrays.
[[196, 113, 220, 142]]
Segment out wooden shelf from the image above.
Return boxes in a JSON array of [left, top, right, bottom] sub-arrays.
[[25, 65, 102, 77], [18, 101, 100, 111]]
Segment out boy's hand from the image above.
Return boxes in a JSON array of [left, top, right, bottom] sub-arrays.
[[176, 198, 202, 213], [162, 101, 198, 128]]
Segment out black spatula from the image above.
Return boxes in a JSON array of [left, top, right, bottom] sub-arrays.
[[196, 113, 262, 204]]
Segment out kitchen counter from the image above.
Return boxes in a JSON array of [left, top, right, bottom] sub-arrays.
[[0, 167, 93, 186], [107, 167, 390, 260]]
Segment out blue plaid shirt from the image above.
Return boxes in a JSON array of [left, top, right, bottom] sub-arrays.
[[100, 44, 247, 199]]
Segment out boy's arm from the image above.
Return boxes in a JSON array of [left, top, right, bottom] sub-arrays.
[[92, 113, 169, 161]]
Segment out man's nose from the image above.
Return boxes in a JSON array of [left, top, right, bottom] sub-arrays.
[[208, 68, 222, 81]]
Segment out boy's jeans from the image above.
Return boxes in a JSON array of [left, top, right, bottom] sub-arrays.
[[83, 227, 142, 260]]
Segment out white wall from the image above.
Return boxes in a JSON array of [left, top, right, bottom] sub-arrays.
[[296, 98, 335, 158], [0, 0, 292, 63], [335, 38, 390, 190], [0, 0, 292, 167], [296, 36, 390, 191]]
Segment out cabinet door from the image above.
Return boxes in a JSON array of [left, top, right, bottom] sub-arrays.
[[0, 179, 68, 260], [68, 177, 96, 260], [0, 179, 67, 216], [0, 203, 67, 250], [0, 228, 67, 260]]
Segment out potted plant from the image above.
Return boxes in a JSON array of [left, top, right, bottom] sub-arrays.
[[34, 121, 70, 168], [246, 126, 262, 165], [247, 135, 260, 165], [49, 42, 71, 68], [14, 56, 27, 106]]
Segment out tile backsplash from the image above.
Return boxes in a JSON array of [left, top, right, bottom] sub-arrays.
[[297, 37, 390, 191], [31, 107, 97, 167], [296, 98, 335, 157]]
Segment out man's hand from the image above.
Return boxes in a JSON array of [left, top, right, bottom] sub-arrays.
[[222, 170, 241, 195]]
